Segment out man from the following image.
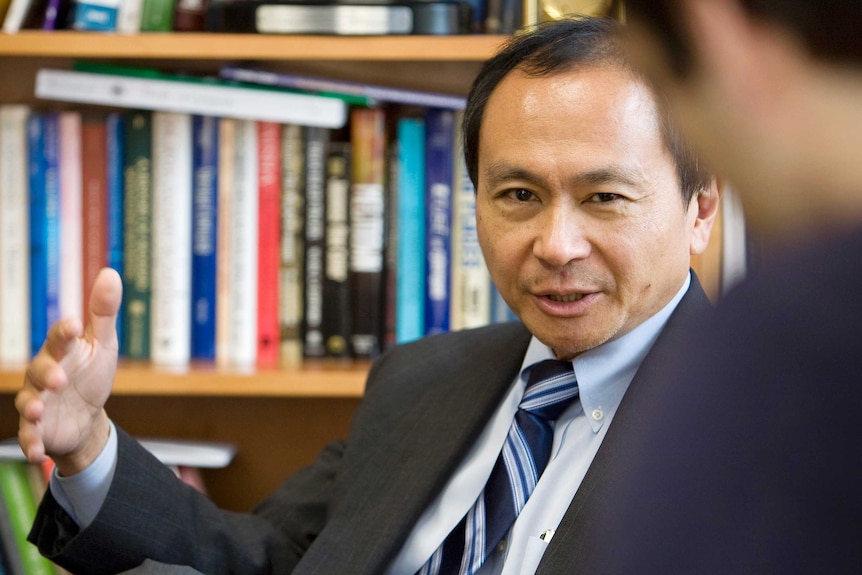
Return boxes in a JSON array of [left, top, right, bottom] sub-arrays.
[[15, 18, 719, 575], [579, 0, 862, 572]]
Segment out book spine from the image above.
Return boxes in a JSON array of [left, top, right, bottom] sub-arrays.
[[449, 109, 489, 331], [81, 113, 108, 322], [349, 107, 386, 359], [71, 0, 120, 30], [227, 119, 258, 369], [35, 68, 347, 129], [322, 139, 352, 359], [395, 114, 426, 344], [115, 0, 143, 32], [28, 113, 48, 356], [190, 115, 218, 361], [139, 0, 173, 30], [0, 481, 26, 575], [171, 0, 207, 30], [278, 123, 304, 365], [105, 112, 125, 350], [0, 461, 55, 575], [424, 108, 454, 336], [150, 111, 192, 368], [256, 120, 281, 367], [301, 126, 329, 359], [59, 110, 83, 321], [214, 117, 234, 368], [0, 105, 31, 366], [122, 110, 153, 360], [381, 112, 400, 352]]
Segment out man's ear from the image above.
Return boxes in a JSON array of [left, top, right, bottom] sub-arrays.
[[690, 178, 722, 256]]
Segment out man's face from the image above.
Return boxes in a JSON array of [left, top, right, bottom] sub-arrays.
[[476, 65, 704, 359]]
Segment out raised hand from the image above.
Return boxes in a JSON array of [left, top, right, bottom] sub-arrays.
[[16, 267, 123, 476]]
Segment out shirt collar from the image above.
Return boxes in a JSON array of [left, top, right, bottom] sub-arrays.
[[519, 272, 692, 432]]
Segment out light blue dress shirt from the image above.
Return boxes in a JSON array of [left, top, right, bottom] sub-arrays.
[[52, 275, 691, 575]]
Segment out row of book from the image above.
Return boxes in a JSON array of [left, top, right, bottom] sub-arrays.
[[0, 65, 519, 370], [0, 438, 234, 575]]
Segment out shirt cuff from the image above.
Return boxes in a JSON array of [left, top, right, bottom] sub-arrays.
[[48, 420, 118, 528]]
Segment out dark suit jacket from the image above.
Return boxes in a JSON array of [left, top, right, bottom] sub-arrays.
[[589, 232, 862, 574], [30, 276, 711, 575]]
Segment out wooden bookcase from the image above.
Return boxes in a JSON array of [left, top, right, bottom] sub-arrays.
[[0, 31, 505, 511]]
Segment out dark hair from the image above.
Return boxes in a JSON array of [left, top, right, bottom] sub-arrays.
[[462, 16, 712, 206], [624, 0, 862, 75]]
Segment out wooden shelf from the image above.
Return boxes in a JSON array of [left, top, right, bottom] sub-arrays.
[[0, 361, 371, 397], [0, 31, 508, 61]]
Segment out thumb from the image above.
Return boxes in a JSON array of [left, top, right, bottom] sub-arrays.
[[85, 267, 123, 348]]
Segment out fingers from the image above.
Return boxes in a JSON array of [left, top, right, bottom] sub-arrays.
[[16, 383, 46, 462], [40, 316, 84, 364], [85, 267, 123, 348]]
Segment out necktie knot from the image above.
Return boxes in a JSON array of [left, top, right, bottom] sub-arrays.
[[521, 359, 579, 421]]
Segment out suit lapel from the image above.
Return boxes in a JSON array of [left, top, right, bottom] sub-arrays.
[[537, 275, 712, 574], [297, 322, 533, 575]]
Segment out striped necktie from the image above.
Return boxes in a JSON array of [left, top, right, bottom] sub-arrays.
[[419, 359, 579, 575]]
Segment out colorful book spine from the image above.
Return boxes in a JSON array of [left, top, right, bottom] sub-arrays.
[[115, 0, 143, 32], [424, 108, 455, 336], [171, 0, 208, 30], [0, 105, 31, 366], [214, 117, 234, 368], [302, 126, 329, 359], [59, 110, 84, 321], [150, 111, 192, 369], [81, 113, 108, 321], [190, 115, 218, 361], [139, 0, 173, 30], [0, 461, 56, 575], [449, 109, 490, 331], [71, 0, 120, 30], [28, 112, 61, 356], [278, 123, 304, 365], [256, 121, 281, 367], [322, 139, 352, 359], [105, 112, 125, 348], [349, 107, 387, 359], [122, 110, 153, 360], [395, 114, 426, 344]]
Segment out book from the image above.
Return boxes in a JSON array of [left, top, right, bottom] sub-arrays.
[[423, 108, 455, 336], [171, 0, 207, 30], [150, 111, 192, 369], [115, 0, 142, 32], [226, 119, 258, 369], [214, 117, 234, 369], [278, 123, 304, 365], [0, 482, 24, 575], [256, 121, 281, 367], [122, 110, 153, 360], [35, 65, 348, 129], [105, 112, 125, 348], [139, 0, 172, 30], [190, 115, 218, 361], [322, 139, 352, 359], [0, 461, 55, 575], [205, 0, 473, 35], [58, 110, 83, 321], [0, 0, 13, 24], [449, 110, 489, 331], [43, 0, 72, 29], [349, 107, 387, 359], [301, 126, 329, 359], [81, 113, 108, 324], [219, 67, 467, 110], [71, 0, 120, 29], [381, 111, 400, 351], [0, 105, 31, 367], [2, 0, 35, 32], [28, 112, 61, 357], [394, 113, 426, 345]]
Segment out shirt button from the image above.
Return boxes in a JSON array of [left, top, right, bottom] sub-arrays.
[[496, 539, 507, 554], [592, 408, 604, 421]]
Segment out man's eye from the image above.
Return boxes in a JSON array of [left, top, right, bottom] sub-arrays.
[[590, 193, 620, 203], [511, 189, 534, 202]]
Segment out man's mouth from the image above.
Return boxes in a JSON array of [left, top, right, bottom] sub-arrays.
[[547, 293, 585, 303]]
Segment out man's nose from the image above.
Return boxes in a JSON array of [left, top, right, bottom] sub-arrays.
[[532, 207, 591, 266]]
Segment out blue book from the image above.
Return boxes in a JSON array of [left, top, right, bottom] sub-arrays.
[[490, 283, 519, 324], [424, 108, 455, 336], [395, 115, 426, 344], [190, 115, 219, 360], [106, 112, 125, 349], [28, 113, 61, 356]]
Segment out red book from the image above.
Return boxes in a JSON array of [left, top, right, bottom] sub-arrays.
[[256, 121, 281, 367], [81, 114, 107, 316]]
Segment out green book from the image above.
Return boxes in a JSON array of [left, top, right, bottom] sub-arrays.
[[140, 0, 176, 31], [0, 461, 55, 575], [122, 110, 153, 360]]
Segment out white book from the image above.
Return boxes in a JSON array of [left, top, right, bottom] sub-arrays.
[[215, 118, 235, 369], [58, 111, 83, 321], [115, 0, 144, 32], [2, 0, 34, 33], [0, 105, 31, 367], [35, 68, 348, 129], [150, 112, 193, 369], [227, 119, 259, 370], [449, 111, 490, 331]]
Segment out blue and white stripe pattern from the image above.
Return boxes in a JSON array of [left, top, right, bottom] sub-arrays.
[[418, 359, 578, 575]]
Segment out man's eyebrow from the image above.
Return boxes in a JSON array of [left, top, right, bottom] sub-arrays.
[[481, 163, 642, 188]]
